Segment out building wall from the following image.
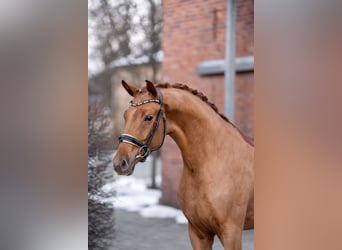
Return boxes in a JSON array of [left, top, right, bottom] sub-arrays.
[[160, 0, 254, 207]]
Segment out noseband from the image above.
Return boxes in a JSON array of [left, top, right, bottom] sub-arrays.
[[118, 88, 166, 162]]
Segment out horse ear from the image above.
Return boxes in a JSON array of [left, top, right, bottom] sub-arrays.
[[122, 80, 139, 97], [145, 80, 158, 97]]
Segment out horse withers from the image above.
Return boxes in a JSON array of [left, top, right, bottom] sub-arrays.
[[113, 80, 254, 250]]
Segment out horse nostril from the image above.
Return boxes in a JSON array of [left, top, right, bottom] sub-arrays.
[[120, 159, 129, 170]]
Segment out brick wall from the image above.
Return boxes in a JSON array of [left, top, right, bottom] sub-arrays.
[[160, 0, 254, 207]]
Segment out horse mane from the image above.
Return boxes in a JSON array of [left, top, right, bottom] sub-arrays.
[[156, 82, 254, 146]]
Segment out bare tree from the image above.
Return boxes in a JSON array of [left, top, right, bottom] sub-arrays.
[[89, 0, 137, 107], [89, 0, 135, 65], [140, 0, 162, 189], [140, 0, 162, 84], [89, 0, 162, 189]]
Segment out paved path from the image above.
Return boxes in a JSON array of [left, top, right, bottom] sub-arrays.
[[114, 209, 254, 250]]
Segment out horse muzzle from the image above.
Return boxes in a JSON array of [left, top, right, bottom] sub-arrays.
[[113, 154, 136, 176]]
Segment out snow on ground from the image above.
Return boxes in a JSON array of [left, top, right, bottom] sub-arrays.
[[103, 175, 188, 224], [140, 205, 188, 224]]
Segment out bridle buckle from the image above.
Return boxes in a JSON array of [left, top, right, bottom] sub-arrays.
[[136, 145, 150, 162]]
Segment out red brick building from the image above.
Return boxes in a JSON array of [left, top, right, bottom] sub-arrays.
[[160, 0, 254, 207]]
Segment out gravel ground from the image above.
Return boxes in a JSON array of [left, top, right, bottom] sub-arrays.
[[113, 209, 254, 250]]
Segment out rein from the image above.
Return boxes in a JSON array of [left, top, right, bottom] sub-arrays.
[[118, 88, 166, 162]]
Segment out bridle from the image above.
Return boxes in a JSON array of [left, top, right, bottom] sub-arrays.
[[118, 88, 166, 162]]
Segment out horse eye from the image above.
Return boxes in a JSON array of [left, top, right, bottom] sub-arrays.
[[144, 115, 153, 121]]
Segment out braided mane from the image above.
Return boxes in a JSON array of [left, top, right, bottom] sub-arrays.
[[156, 83, 254, 146]]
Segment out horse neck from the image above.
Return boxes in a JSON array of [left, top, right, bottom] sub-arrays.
[[162, 88, 240, 168]]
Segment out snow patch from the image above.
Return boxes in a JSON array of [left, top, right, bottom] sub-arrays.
[[113, 188, 160, 212], [104, 176, 147, 192], [140, 205, 179, 218], [175, 213, 188, 224], [108, 176, 188, 224], [140, 205, 188, 224]]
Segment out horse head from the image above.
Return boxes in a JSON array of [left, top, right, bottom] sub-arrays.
[[113, 80, 166, 176]]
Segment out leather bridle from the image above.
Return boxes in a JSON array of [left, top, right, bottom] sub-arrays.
[[118, 88, 166, 162]]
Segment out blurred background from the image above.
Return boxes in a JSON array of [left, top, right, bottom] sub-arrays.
[[88, 0, 254, 249]]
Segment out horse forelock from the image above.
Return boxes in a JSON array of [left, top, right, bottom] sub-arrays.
[[155, 82, 254, 146]]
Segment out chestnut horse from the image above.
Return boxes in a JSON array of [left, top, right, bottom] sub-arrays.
[[113, 80, 254, 250]]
